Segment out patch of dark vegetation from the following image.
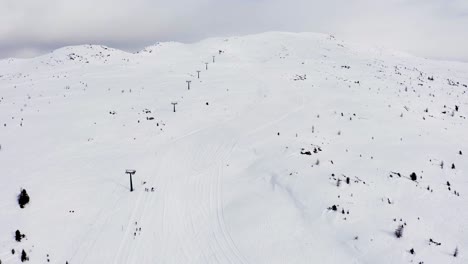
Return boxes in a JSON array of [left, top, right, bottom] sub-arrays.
[[18, 189, 30, 209]]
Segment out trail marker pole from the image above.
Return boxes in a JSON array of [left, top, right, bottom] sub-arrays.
[[125, 170, 136, 192], [197, 71, 201, 78], [205, 62, 209, 70], [171, 102, 178, 112], [186, 80, 191, 90], [212, 56, 215, 63]]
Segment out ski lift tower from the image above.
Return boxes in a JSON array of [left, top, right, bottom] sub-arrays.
[[125, 169, 136, 192], [171, 102, 178, 112]]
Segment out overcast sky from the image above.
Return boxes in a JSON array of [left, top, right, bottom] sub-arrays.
[[1, 0, 468, 61]]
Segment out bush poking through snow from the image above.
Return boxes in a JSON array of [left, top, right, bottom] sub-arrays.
[[429, 238, 442, 246], [18, 189, 30, 208], [453, 247, 458, 257], [395, 225, 404, 238]]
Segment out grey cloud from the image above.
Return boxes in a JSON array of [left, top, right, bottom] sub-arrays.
[[1, 0, 467, 61]]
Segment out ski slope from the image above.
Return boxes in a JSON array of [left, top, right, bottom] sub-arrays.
[[1, 32, 467, 263]]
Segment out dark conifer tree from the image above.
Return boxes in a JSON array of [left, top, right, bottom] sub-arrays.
[[21, 250, 28, 262], [18, 189, 30, 208], [395, 225, 404, 238], [15, 230, 24, 242]]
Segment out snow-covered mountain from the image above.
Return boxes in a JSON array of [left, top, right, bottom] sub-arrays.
[[1, 32, 467, 264]]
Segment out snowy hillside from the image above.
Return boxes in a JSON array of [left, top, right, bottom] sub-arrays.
[[1, 32, 467, 264]]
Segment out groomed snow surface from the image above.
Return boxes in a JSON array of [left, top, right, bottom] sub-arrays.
[[1, 32, 467, 263]]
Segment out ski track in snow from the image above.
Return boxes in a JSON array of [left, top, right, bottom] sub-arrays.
[[112, 82, 303, 263]]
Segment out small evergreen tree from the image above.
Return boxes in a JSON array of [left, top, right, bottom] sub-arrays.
[[410, 172, 417, 181], [18, 189, 30, 208], [395, 225, 404, 238], [453, 247, 458, 257], [20, 250, 28, 262], [15, 230, 25, 242]]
